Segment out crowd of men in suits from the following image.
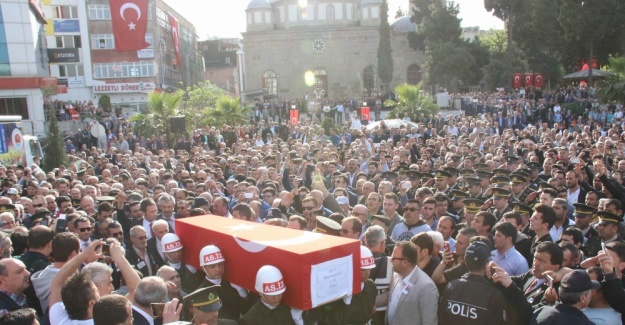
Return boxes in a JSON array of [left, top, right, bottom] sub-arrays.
[[0, 89, 625, 324]]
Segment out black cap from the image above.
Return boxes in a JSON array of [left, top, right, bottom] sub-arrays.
[[0, 204, 15, 214], [597, 210, 624, 225], [265, 208, 285, 220], [476, 170, 493, 179], [459, 169, 475, 177], [30, 208, 51, 222], [493, 168, 510, 176], [435, 170, 451, 180], [71, 199, 81, 208], [505, 155, 519, 164], [510, 202, 533, 216], [381, 171, 398, 180], [539, 182, 557, 191], [463, 199, 484, 213], [475, 163, 488, 170], [451, 190, 469, 201], [183, 285, 222, 313], [465, 241, 491, 268], [560, 270, 600, 293], [76, 169, 87, 177], [526, 162, 541, 170], [420, 173, 433, 180], [394, 166, 410, 174], [406, 170, 420, 180], [492, 188, 512, 198], [451, 155, 462, 163], [492, 176, 511, 186], [371, 215, 391, 227], [573, 203, 597, 219], [465, 177, 482, 186], [193, 197, 209, 208], [314, 216, 341, 236], [510, 174, 525, 184], [443, 167, 459, 176]]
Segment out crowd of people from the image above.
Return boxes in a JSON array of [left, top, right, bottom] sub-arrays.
[[0, 85, 625, 325]]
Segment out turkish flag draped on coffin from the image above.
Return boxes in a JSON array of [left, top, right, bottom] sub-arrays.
[[534, 73, 545, 88], [110, 0, 150, 51], [176, 216, 361, 310], [289, 109, 299, 125], [168, 14, 181, 66], [513, 74, 523, 89], [524, 73, 534, 87], [361, 107, 370, 121]]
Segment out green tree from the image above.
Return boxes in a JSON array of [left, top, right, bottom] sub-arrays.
[[42, 108, 68, 172], [98, 94, 111, 111], [202, 96, 251, 127], [479, 30, 527, 90], [595, 56, 625, 104], [408, 0, 463, 50], [385, 82, 440, 118], [378, 0, 394, 93], [129, 91, 183, 147]]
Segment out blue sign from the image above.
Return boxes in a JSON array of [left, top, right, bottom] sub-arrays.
[[53, 19, 80, 33]]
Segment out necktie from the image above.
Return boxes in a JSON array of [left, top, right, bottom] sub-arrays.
[[82, 242, 88, 251], [149, 222, 154, 238]]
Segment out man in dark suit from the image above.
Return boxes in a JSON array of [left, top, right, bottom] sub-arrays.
[[132, 198, 160, 241], [131, 277, 168, 325], [147, 220, 169, 268], [497, 112, 506, 134], [126, 226, 159, 277]]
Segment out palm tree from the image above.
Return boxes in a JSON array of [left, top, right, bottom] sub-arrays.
[[130, 91, 183, 146], [202, 96, 251, 127], [385, 82, 440, 118]]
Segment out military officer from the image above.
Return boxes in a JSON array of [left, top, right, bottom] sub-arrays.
[[344, 246, 377, 325], [165, 285, 237, 325], [584, 210, 625, 258], [449, 190, 469, 220], [434, 170, 452, 197], [239, 265, 297, 325], [489, 188, 512, 220], [314, 216, 342, 236]]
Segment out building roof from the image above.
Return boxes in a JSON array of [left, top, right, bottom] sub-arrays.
[[247, 0, 272, 10], [391, 15, 417, 33]]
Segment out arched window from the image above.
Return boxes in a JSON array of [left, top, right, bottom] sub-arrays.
[[326, 4, 335, 20], [262, 71, 277, 97], [313, 69, 328, 98], [407, 64, 421, 85], [363, 66, 378, 97]]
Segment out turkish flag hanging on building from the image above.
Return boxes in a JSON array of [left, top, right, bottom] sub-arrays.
[[290, 110, 299, 125], [534, 73, 545, 88], [361, 107, 370, 121], [168, 14, 181, 67], [524, 73, 534, 87], [513, 74, 522, 89], [110, 0, 150, 51]]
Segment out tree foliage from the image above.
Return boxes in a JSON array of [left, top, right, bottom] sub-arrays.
[[129, 91, 184, 147], [478, 30, 527, 90], [595, 56, 625, 104], [386, 82, 440, 118], [42, 109, 68, 172], [201, 96, 251, 127], [98, 94, 111, 111], [378, 0, 394, 91]]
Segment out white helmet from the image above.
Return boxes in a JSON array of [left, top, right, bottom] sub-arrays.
[[360, 246, 376, 270], [161, 233, 183, 253], [199, 245, 224, 266], [255, 265, 286, 295]]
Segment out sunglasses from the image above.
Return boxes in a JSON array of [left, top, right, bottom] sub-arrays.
[[33, 204, 44, 208], [111, 232, 123, 237], [302, 206, 315, 211], [79, 227, 92, 232], [404, 207, 420, 212]]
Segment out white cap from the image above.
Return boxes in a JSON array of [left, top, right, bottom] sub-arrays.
[[255, 265, 286, 295], [360, 246, 376, 270], [161, 233, 183, 253], [336, 196, 349, 205], [199, 245, 225, 266]]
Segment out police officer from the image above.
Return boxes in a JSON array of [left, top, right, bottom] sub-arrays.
[[197, 245, 253, 321], [165, 285, 237, 325], [239, 265, 297, 325], [344, 246, 377, 325], [438, 241, 507, 325]]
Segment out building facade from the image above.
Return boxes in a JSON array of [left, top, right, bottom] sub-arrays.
[[0, 0, 49, 136], [85, 0, 203, 112], [242, 0, 424, 100], [199, 37, 241, 96]]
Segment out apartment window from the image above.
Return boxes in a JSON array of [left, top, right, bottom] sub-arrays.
[[58, 64, 84, 77], [0, 98, 29, 119], [94, 61, 155, 79], [88, 5, 111, 20], [53, 6, 79, 19], [91, 34, 114, 49], [56, 35, 81, 48]]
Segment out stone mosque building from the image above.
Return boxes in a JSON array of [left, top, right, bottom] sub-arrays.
[[242, 0, 425, 100]]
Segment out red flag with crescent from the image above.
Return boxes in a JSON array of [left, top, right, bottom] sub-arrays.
[[513, 74, 522, 89], [534, 73, 544, 88], [168, 14, 181, 66], [290, 110, 299, 125], [361, 107, 370, 121], [110, 0, 150, 51], [524, 73, 534, 87]]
